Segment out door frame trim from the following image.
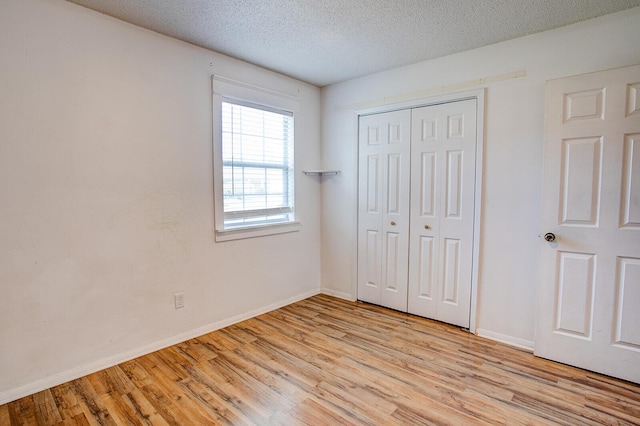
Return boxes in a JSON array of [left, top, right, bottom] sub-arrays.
[[353, 89, 485, 334]]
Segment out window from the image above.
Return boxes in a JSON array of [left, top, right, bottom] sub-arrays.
[[213, 76, 300, 241], [222, 99, 294, 227]]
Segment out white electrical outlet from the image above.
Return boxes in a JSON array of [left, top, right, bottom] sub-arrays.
[[174, 293, 185, 309]]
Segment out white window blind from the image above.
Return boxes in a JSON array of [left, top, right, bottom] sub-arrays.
[[221, 98, 294, 228]]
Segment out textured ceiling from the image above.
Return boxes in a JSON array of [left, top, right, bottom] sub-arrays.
[[66, 0, 640, 87]]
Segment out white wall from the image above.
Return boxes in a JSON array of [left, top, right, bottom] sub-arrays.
[[0, 0, 321, 403], [320, 8, 640, 347]]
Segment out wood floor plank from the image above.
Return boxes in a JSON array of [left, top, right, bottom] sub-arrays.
[[213, 350, 300, 413], [3, 294, 640, 425], [174, 337, 219, 364], [97, 394, 144, 426], [339, 353, 503, 424], [32, 390, 63, 425], [227, 344, 312, 402], [584, 391, 640, 424], [217, 324, 258, 346], [286, 397, 356, 426], [95, 366, 135, 397], [72, 377, 118, 426], [8, 393, 37, 425], [461, 387, 558, 426], [178, 376, 250, 425], [49, 383, 85, 422], [66, 413, 90, 426], [314, 378, 397, 423], [198, 356, 285, 420], [135, 355, 218, 425], [0, 403, 11, 426], [145, 347, 192, 382], [120, 388, 169, 426], [196, 329, 241, 352]]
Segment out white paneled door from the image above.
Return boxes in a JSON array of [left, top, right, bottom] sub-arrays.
[[358, 99, 478, 328], [536, 64, 640, 383], [408, 100, 477, 328], [357, 110, 411, 312]]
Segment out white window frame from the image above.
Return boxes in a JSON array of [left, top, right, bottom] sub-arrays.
[[212, 75, 301, 242]]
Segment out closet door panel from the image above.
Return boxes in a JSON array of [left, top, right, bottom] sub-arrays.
[[358, 110, 410, 311], [409, 100, 477, 328], [408, 107, 440, 317], [435, 100, 477, 327]]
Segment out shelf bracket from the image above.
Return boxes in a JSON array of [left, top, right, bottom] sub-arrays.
[[302, 170, 340, 176]]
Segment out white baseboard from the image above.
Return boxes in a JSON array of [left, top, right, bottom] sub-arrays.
[[476, 328, 534, 351], [321, 288, 355, 301], [0, 288, 321, 405]]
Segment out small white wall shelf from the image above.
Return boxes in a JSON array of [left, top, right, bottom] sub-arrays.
[[302, 170, 340, 176]]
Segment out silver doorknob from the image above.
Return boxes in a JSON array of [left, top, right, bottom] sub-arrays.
[[544, 233, 556, 242]]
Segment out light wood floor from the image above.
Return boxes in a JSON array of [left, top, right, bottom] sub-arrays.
[[2, 294, 640, 425]]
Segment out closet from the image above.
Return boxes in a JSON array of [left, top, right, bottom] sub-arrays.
[[357, 99, 477, 328]]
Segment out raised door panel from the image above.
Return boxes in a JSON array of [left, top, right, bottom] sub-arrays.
[[364, 230, 381, 289], [447, 113, 465, 138], [614, 257, 640, 349], [441, 238, 461, 304], [367, 124, 381, 145], [387, 154, 402, 215], [445, 150, 463, 219], [388, 122, 403, 144], [416, 236, 436, 300], [366, 155, 380, 213], [627, 83, 640, 116], [555, 252, 596, 338], [384, 232, 402, 291], [421, 117, 438, 141], [419, 152, 437, 218], [621, 134, 640, 228], [560, 137, 602, 226], [563, 88, 605, 123]]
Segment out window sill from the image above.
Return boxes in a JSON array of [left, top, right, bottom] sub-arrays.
[[215, 221, 301, 242]]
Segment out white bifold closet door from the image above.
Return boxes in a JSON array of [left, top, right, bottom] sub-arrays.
[[407, 100, 477, 328], [358, 99, 477, 328], [357, 110, 411, 312]]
